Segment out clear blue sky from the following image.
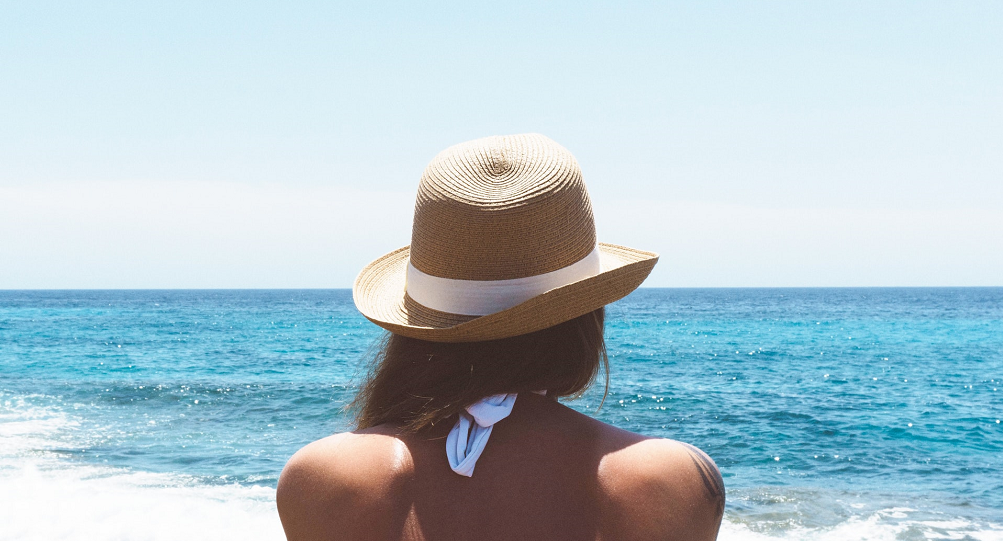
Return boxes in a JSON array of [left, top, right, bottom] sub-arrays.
[[2, 1, 1000, 288]]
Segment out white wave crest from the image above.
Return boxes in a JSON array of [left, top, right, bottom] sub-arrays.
[[0, 397, 283, 541], [720, 506, 1003, 541]]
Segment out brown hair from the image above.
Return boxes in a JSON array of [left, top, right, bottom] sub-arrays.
[[353, 308, 608, 433]]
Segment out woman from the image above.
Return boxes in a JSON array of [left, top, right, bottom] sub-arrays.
[[277, 134, 724, 540]]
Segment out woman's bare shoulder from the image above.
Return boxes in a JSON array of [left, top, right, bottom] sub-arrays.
[[276, 426, 413, 541], [596, 431, 725, 541]]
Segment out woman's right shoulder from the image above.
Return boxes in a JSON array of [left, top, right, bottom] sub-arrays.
[[595, 430, 725, 541], [276, 427, 413, 541], [279, 426, 412, 486]]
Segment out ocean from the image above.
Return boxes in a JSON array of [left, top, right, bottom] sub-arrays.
[[1, 288, 1001, 540]]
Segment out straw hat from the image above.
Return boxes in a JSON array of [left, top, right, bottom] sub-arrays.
[[353, 133, 658, 342]]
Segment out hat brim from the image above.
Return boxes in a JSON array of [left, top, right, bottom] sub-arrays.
[[353, 243, 658, 342]]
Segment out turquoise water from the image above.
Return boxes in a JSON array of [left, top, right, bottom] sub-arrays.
[[1, 288, 1001, 540]]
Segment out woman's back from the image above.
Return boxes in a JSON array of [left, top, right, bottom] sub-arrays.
[[278, 392, 723, 541]]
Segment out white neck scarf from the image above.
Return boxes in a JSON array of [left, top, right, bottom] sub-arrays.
[[445, 391, 545, 477]]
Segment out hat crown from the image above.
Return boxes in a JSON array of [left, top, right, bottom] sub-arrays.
[[409, 134, 597, 281]]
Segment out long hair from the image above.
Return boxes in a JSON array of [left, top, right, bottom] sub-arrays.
[[353, 308, 608, 433]]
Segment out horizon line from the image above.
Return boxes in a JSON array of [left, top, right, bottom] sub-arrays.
[[2, 286, 1001, 292]]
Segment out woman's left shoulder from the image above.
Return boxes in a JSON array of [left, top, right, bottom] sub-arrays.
[[597, 437, 725, 541], [276, 427, 413, 541]]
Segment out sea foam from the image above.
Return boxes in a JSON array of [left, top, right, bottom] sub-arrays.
[[0, 400, 283, 541], [720, 511, 1003, 541]]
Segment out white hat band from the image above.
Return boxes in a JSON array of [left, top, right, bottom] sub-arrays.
[[405, 247, 602, 316]]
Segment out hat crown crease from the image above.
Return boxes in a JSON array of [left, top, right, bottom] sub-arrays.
[[409, 133, 597, 282]]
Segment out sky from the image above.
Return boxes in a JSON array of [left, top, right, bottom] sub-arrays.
[[1, 1, 1000, 288]]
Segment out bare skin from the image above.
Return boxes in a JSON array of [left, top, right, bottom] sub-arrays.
[[277, 392, 724, 541]]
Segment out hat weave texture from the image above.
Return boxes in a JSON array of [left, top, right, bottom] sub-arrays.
[[353, 133, 658, 342]]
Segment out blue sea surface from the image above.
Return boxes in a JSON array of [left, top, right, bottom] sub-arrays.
[[1, 288, 1001, 540]]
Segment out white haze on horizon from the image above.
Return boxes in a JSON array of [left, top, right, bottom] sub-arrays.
[[1, 180, 999, 289]]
